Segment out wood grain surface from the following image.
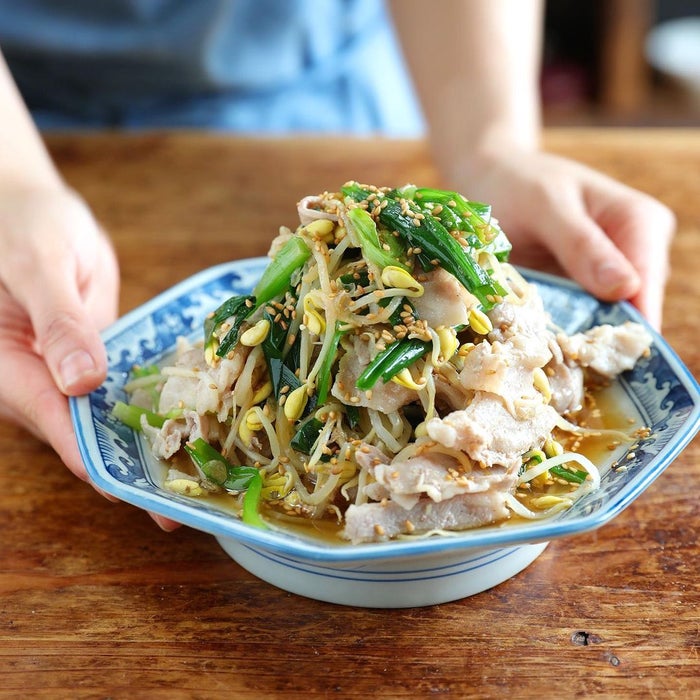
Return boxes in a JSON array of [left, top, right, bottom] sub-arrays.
[[1, 130, 698, 699]]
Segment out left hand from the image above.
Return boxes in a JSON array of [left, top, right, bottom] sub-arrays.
[[453, 149, 676, 329]]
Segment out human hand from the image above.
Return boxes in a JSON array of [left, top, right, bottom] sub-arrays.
[[453, 149, 676, 330], [0, 184, 118, 469], [0, 184, 180, 531], [0, 185, 181, 530]]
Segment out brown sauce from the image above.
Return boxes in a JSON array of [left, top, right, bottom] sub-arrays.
[[152, 382, 644, 546]]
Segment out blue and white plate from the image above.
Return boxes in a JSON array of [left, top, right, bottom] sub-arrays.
[[71, 259, 700, 607]]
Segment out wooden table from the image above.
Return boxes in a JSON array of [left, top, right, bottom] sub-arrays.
[[1, 130, 698, 698]]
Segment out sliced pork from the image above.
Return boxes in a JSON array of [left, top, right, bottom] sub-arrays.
[[459, 338, 551, 415], [546, 360, 585, 415], [487, 289, 550, 343], [143, 410, 212, 460], [426, 394, 560, 470], [343, 488, 513, 544], [357, 445, 512, 510], [158, 344, 249, 418], [412, 268, 478, 329], [558, 322, 652, 379]]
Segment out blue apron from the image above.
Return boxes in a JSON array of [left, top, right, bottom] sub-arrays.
[[0, 0, 424, 134]]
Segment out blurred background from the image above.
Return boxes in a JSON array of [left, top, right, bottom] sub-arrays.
[[542, 0, 700, 126]]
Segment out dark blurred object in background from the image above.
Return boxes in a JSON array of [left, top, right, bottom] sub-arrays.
[[543, 0, 700, 126]]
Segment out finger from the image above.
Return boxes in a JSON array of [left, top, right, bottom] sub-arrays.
[[0, 302, 124, 501], [93, 485, 120, 503], [533, 198, 642, 303], [6, 249, 108, 397], [0, 333, 90, 481], [630, 277, 664, 332], [593, 193, 675, 330], [0, 352, 125, 501], [150, 512, 183, 531], [82, 228, 121, 329], [0, 191, 114, 397]]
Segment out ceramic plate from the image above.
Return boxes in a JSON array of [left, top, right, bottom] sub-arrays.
[[70, 259, 700, 605]]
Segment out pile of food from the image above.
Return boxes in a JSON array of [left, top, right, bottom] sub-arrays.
[[114, 182, 652, 543]]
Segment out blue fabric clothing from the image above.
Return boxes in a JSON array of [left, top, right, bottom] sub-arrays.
[[0, 0, 425, 135]]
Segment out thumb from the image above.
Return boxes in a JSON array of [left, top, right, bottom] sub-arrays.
[[16, 263, 107, 396], [41, 305, 108, 396]]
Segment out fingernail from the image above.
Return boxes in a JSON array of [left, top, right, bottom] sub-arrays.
[[59, 349, 97, 391], [595, 262, 627, 294]]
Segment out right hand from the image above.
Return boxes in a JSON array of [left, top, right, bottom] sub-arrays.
[[0, 184, 180, 531], [0, 184, 119, 477]]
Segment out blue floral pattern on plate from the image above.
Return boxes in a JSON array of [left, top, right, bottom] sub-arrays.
[[71, 259, 700, 564]]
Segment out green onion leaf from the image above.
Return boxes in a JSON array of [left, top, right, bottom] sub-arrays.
[[355, 337, 430, 391], [130, 364, 161, 379], [344, 404, 360, 429], [378, 200, 500, 309], [203, 294, 256, 360], [413, 188, 512, 260], [315, 323, 345, 405], [261, 306, 303, 400], [184, 438, 259, 490], [341, 181, 371, 202], [347, 207, 408, 272], [242, 472, 267, 528], [550, 465, 588, 484], [253, 235, 310, 307], [112, 401, 167, 430], [290, 416, 324, 455]]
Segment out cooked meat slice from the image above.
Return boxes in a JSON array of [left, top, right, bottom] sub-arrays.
[[143, 410, 212, 460], [342, 487, 513, 544], [354, 443, 391, 471], [435, 372, 471, 411], [412, 268, 477, 329], [459, 339, 550, 415], [557, 322, 652, 378], [157, 348, 205, 412], [331, 335, 417, 412], [297, 194, 339, 226], [370, 452, 512, 510], [267, 226, 293, 257], [487, 287, 550, 343], [426, 393, 560, 470], [546, 360, 585, 415], [543, 335, 585, 414], [158, 344, 249, 417], [143, 418, 188, 460]]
